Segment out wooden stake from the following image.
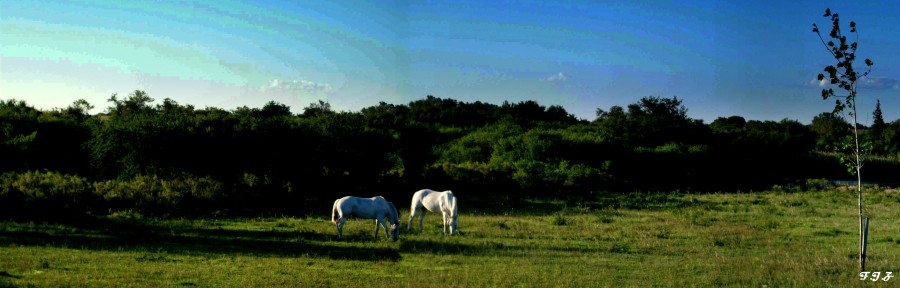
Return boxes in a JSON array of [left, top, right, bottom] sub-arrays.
[[862, 217, 870, 271]]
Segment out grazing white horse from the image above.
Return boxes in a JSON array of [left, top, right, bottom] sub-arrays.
[[331, 196, 400, 241], [408, 189, 458, 235]]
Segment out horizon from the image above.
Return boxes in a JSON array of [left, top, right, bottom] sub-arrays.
[[2, 1, 899, 124], [6, 93, 896, 126]]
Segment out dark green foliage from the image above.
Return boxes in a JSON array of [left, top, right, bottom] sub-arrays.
[[811, 112, 851, 151], [868, 100, 890, 155], [0, 171, 95, 218], [301, 100, 332, 118], [0, 99, 95, 174], [888, 120, 900, 156], [93, 174, 222, 215], [594, 96, 705, 148], [1, 92, 898, 218], [432, 121, 610, 195], [872, 100, 885, 132]]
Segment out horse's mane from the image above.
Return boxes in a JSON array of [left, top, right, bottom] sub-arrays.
[[449, 193, 458, 216], [387, 201, 399, 224]]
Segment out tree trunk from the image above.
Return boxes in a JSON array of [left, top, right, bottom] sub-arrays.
[[852, 100, 864, 272]]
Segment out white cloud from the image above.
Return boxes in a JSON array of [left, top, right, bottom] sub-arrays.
[[808, 76, 900, 90], [262, 78, 335, 95], [269, 79, 281, 89], [542, 72, 568, 82], [808, 78, 829, 87], [859, 77, 900, 90]]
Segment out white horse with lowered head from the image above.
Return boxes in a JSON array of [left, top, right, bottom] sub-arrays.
[[332, 196, 400, 241], [408, 189, 458, 235]]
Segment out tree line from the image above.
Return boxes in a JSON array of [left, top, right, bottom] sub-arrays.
[[1, 92, 898, 217]]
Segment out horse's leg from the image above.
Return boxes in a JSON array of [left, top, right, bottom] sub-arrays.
[[336, 217, 347, 240], [374, 218, 390, 240], [442, 212, 449, 235], [418, 211, 426, 231], [379, 218, 390, 240], [407, 207, 417, 232], [373, 219, 380, 240]]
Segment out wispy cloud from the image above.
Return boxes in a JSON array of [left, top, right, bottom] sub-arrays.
[[262, 78, 335, 95], [541, 72, 568, 82], [807, 76, 900, 90], [859, 77, 900, 90]]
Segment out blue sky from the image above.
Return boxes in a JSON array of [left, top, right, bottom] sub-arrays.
[[2, 0, 898, 123]]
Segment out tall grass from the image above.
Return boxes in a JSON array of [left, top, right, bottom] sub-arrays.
[[1, 189, 899, 287]]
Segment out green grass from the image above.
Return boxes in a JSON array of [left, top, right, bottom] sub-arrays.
[[2, 189, 900, 287]]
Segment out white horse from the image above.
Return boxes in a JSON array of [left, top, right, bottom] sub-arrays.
[[408, 189, 458, 235], [331, 196, 400, 241]]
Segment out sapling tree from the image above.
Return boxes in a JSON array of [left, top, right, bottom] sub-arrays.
[[812, 8, 874, 271], [870, 100, 886, 153]]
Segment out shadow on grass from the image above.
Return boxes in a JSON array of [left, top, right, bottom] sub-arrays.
[[0, 218, 400, 262], [401, 239, 479, 255], [400, 238, 612, 256], [399, 239, 522, 255], [591, 192, 705, 210], [0, 272, 18, 288], [463, 192, 708, 216]]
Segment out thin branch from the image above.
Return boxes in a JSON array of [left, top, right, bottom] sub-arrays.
[[814, 31, 838, 58]]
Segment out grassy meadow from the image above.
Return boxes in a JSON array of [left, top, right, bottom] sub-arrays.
[[1, 188, 899, 287]]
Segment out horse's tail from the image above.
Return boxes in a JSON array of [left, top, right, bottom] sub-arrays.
[[331, 200, 340, 224]]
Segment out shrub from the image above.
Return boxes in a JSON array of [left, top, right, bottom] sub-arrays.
[[550, 212, 568, 226], [0, 170, 94, 216], [804, 178, 833, 191], [93, 174, 223, 214]]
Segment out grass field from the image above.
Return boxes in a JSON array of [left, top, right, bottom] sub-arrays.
[[1, 188, 899, 287]]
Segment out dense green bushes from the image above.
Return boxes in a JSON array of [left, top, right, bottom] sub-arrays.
[[431, 122, 611, 195], [0, 171, 94, 219], [0, 171, 223, 217], [0, 170, 92, 206], [1, 93, 898, 217], [93, 174, 222, 213]]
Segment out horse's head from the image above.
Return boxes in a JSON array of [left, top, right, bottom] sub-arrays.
[[449, 215, 458, 235], [386, 201, 400, 241], [389, 222, 400, 241], [449, 194, 458, 235]]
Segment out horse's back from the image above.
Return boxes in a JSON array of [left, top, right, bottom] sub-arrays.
[[335, 196, 370, 215], [412, 189, 433, 200], [411, 189, 432, 208], [416, 189, 443, 200], [415, 189, 454, 212], [336, 196, 396, 220], [335, 196, 355, 205]]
